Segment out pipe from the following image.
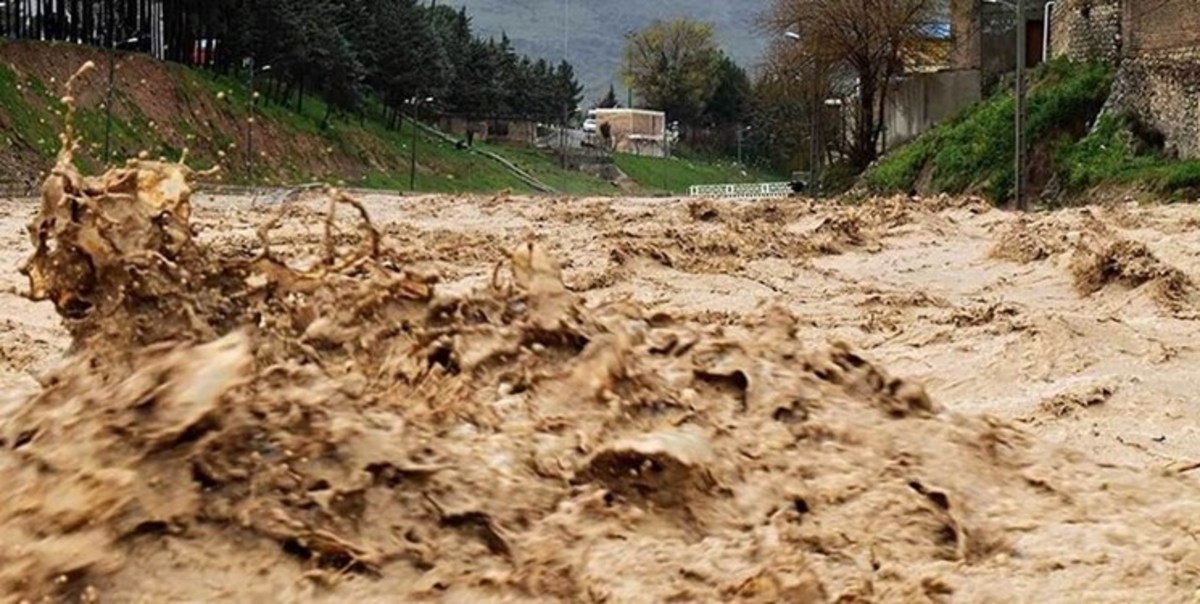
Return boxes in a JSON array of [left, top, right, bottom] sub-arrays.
[[1044, 1, 1056, 63]]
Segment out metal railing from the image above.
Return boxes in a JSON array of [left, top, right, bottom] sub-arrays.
[[688, 182, 793, 200]]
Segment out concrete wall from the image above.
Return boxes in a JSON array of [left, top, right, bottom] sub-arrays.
[[436, 117, 539, 145], [884, 69, 982, 150]]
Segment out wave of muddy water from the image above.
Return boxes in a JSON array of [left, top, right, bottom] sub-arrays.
[[3, 67, 1200, 602]]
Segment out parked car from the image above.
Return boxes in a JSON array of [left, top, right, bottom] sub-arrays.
[[582, 118, 598, 134]]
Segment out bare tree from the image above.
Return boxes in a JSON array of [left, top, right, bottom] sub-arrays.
[[764, 0, 941, 169]]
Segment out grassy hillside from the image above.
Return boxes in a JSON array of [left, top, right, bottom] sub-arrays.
[[0, 41, 777, 196], [0, 41, 608, 194], [865, 59, 1200, 204], [615, 152, 780, 195]]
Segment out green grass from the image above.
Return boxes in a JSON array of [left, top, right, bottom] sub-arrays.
[[1057, 112, 1200, 199], [174, 67, 621, 193], [1, 41, 767, 196], [0, 63, 60, 163], [613, 151, 781, 195], [481, 143, 620, 196], [866, 59, 1114, 202]]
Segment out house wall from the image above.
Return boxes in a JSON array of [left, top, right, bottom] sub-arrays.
[[1117, 0, 1200, 158], [593, 109, 667, 157], [1048, 0, 1123, 63], [1052, 0, 1200, 158], [954, 0, 1053, 86]]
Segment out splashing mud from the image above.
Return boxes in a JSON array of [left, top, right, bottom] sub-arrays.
[[1070, 236, 1196, 313], [989, 217, 1069, 264], [4, 68, 1200, 603]]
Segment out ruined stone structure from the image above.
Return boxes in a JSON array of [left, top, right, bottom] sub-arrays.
[[1048, 0, 1123, 63], [1120, 1, 1200, 158], [1050, 0, 1200, 158]]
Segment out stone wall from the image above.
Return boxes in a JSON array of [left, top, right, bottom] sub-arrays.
[[1125, 0, 1200, 54], [1119, 1, 1200, 158], [1050, 0, 1200, 158], [1049, 0, 1122, 63]]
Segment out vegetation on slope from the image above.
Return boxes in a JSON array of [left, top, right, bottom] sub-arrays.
[[1, 41, 778, 196], [1057, 112, 1200, 200], [865, 60, 1114, 203], [866, 58, 1200, 204], [614, 151, 780, 195], [0, 42, 600, 194]]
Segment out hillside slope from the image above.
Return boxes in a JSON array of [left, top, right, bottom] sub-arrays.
[[0, 41, 776, 196], [445, 0, 770, 101], [0, 40, 612, 194], [865, 59, 1200, 205]]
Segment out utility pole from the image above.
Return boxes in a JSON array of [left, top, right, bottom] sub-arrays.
[[410, 100, 419, 191], [561, 0, 570, 169], [810, 58, 821, 197], [785, 30, 822, 196], [246, 58, 255, 181], [987, 0, 1028, 210]]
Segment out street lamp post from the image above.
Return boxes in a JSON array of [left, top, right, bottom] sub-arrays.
[[785, 30, 821, 196], [408, 96, 434, 191], [104, 35, 139, 165], [985, 0, 1028, 210]]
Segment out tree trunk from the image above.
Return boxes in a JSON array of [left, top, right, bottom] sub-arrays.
[[853, 75, 878, 170]]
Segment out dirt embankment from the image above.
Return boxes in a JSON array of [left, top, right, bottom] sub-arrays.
[[3, 67, 1200, 603], [0, 40, 410, 185]]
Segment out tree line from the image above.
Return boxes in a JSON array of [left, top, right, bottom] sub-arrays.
[[0, 0, 584, 127], [620, 19, 752, 155], [623, 0, 944, 177]]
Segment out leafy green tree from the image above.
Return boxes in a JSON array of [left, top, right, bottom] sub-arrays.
[[621, 19, 722, 125]]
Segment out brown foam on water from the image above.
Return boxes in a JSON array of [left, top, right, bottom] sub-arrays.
[[4, 66, 1200, 602]]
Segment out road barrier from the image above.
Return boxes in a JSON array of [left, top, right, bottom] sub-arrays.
[[688, 182, 792, 200]]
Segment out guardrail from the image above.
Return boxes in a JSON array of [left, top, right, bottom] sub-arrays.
[[688, 182, 793, 200]]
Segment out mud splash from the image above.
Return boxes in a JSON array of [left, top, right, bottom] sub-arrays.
[[989, 217, 1069, 264], [1070, 237, 1195, 313], [4, 68, 1200, 603]]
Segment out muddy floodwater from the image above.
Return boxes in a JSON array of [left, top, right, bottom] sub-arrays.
[[3, 90, 1200, 601]]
